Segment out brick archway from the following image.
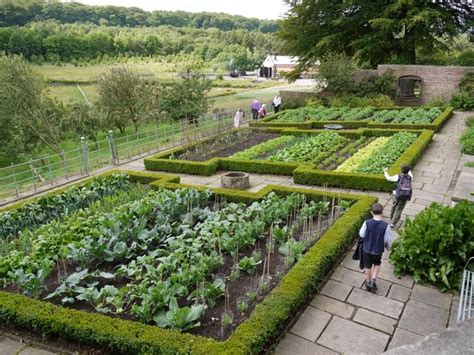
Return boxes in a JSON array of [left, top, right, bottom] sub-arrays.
[[397, 75, 423, 106]]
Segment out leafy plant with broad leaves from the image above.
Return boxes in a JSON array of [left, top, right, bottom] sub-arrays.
[[153, 298, 204, 330], [390, 201, 474, 290], [239, 256, 261, 275], [279, 239, 307, 265]]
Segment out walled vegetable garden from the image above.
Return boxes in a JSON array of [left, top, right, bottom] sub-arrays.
[[0, 170, 376, 353], [145, 128, 433, 191]]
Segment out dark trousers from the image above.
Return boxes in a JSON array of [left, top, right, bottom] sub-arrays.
[[252, 109, 258, 120], [274, 105, 280, 113], [390, 198, 407, 225]]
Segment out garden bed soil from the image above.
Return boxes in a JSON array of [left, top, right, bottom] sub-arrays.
[[179, 133, 279, 161]]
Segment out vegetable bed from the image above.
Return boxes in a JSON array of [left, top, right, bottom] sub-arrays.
[[145, 128, 432, 191], [0, 170, 376, 354], [251, 106, 454, 132], [272, 106, 442, 124]]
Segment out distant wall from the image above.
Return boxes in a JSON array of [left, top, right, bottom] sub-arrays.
[[378, 64, 474, 104]]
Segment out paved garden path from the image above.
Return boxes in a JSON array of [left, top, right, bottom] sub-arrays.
[[0, 111, 469, 354]]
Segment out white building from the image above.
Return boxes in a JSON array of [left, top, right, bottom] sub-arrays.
[[258, 55, 320, 78]]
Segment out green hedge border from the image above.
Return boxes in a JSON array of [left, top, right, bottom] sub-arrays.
[[0, 169, 377, 354], [252, 107, 453, 132], [144, 128, 434, 191]]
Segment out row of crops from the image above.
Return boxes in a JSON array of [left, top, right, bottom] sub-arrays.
[[229, 131, 416, 173], [274, 106, 442, 124], [336, 132, 418, 174], [0, 174, 344, 336]]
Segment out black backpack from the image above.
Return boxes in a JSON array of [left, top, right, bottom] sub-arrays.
[[396, 174, 412, 201]]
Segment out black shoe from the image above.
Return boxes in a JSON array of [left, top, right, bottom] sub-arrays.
[[365, 281, 373, 292], [371, 281, 378, 291]]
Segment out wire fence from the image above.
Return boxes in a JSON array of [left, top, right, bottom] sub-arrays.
[[0, 105, 266, 205]]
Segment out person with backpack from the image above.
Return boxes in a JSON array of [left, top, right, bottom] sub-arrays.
[[358, 203, 393, 292], [384, 164, 413, 229]]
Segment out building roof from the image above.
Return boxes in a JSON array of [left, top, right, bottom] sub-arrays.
[[263, 55, 299, 67], [262, 55, 320, 68]]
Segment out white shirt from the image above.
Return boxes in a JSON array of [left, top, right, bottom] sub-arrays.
[[273, 96, 281, 106]]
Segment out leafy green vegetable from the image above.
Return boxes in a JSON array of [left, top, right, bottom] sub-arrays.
[[0, 173, 132, 240], [239, 256, 261, 275], [153, 298, 204, 330], [390, 201, 474, 290], [355, 132, 418, 174]]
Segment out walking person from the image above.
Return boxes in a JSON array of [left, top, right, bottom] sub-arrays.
[[258, 104, 267, 119], [273, 94, 281, 113], [233, 108, 244, 128], [251, 99, 261, 120], [359, 203, 393, 292], [384, 164, 413, 229]]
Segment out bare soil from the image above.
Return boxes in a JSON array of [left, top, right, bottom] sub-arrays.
[[178, 132, 279, 161]]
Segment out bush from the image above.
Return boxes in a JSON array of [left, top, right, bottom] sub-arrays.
[[460, 117, 474, 155], [390, 201, 474, 290], [457, 49, 474, 66], [450, 92, 474, 111], [329, 95, 394, 108], [316, 52, 357, 93], [281, 97, 307, 110]]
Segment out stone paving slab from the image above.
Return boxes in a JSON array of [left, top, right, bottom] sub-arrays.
[[398, 300, 449, 336], [347, 288, 404, 319], [317, 316, 389, 354], [0, 338, 26, 354], [353, 308, 396, 335], [290, 307, 332, 342], [275, 334, 338, 355], [320, 280, 352, 302], [388, 328, 425, 350], [388, 284, 411, 303], [330, 267, 365, 288], [310, 295, 354, 319], [410, 284, 452, 310]]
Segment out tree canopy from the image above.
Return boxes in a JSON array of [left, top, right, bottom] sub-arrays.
[[0, 0, 278, 33], [279, 0, 473, 70]]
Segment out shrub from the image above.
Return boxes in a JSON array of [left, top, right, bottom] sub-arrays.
[[329, 95, 394, 108], [450, 92, 474, 111], [390, 201, 474, 290], [457, 49, 474, 67], [316, 52, 357, 93], [460, 117, 474, 155]]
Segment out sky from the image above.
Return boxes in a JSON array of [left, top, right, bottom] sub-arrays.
[[69, 0, 289, 20]]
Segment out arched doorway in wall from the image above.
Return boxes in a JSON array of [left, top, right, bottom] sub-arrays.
[[397, 75, 423, 106]]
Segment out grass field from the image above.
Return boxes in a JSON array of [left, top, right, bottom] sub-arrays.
[[34, 61, 178, 82]]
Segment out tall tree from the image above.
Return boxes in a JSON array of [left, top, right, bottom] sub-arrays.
[[159, 71, 211, 124], [97, 67, 147, 133], [279, 0, 473, 70], [0, 54, 66, 158]]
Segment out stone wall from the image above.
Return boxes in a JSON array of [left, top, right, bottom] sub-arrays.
[[378, 64, 474, 105]]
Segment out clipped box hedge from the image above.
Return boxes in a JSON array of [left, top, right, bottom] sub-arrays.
[[144, 128, 434, 191], [0, 170, 377, 354], [250, 107, 454, 133]]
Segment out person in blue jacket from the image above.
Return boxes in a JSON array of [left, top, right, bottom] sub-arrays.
[[359, 203, 393, 292]]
